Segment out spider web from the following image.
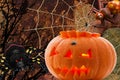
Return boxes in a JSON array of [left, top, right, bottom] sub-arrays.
[[8, 0, 98, 50]]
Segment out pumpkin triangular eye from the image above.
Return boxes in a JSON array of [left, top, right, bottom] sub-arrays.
[[87, 49, 92, 57], [64, 50, 72, 58], [80, 49, 92, 58], [50, 47, 57, 56]]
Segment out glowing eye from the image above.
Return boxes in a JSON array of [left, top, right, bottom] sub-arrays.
[[81, 53, 90, 57], [80, 49, 92, 58], [64, 50, 72, 58], [50, 47, 57, 56], [15, 60, 19, 63]]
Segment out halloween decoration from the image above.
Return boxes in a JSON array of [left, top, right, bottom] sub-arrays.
[[93, 0, 120, 30], [45, 30, 117, 80], [95, 12, 104, 20], [107, 0, 120, 14], [95, 0, 120, 21], [4, 44, 31, 70], [0, 43, 48, 80]]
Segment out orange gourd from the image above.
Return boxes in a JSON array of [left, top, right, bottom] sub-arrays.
[[95, 12, 104, 20], [107, 0, 120, 14], [45, 30, 117, 80]]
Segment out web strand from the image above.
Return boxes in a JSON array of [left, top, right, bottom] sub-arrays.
[[9, 0, 98, 49]]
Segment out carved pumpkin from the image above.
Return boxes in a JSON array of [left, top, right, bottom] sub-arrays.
[[45, 30, 116, 80]]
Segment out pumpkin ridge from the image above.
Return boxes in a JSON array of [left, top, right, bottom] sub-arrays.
[[98, 38, 117, 78], [86, 38, 100, 79], [96, 38, 109, 78], [60, 30, 100, 38]]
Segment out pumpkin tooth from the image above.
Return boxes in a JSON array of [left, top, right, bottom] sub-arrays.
[[60, 67, 68, 76], [79, 65, 89, 75], [70, 66, 78, 75], [57, 66, 89, 79], [59, 65, 89, 75], [55, 68, 61, 73], [77, 69, 81, 76]]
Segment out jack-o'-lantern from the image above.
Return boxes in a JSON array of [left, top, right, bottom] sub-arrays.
[[45, 30, 116, 80]]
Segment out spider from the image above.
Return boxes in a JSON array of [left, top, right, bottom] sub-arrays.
[[0, 43, 48, 80]]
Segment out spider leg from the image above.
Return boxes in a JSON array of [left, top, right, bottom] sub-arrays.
[[0, 54, 11, 80]]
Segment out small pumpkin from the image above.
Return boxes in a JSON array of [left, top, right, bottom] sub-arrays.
[[45, 30, 116, 80], [95, 12, 104, 20], [107, 0, 120, 14]]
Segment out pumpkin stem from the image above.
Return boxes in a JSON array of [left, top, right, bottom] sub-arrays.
[[60, 31, 69, 38], [60, 30, 100, 38], [67, 30, 76, 38]]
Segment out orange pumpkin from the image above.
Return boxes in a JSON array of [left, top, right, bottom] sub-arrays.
[[107, 0, 120, 14], [95, 12, 104, 20], [45, 30, 116, 80]]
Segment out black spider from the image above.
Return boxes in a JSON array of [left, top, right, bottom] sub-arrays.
[[0, 43, 48, 80]]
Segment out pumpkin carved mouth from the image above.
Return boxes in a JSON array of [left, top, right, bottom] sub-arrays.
[[55, 65, 89, 76]]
